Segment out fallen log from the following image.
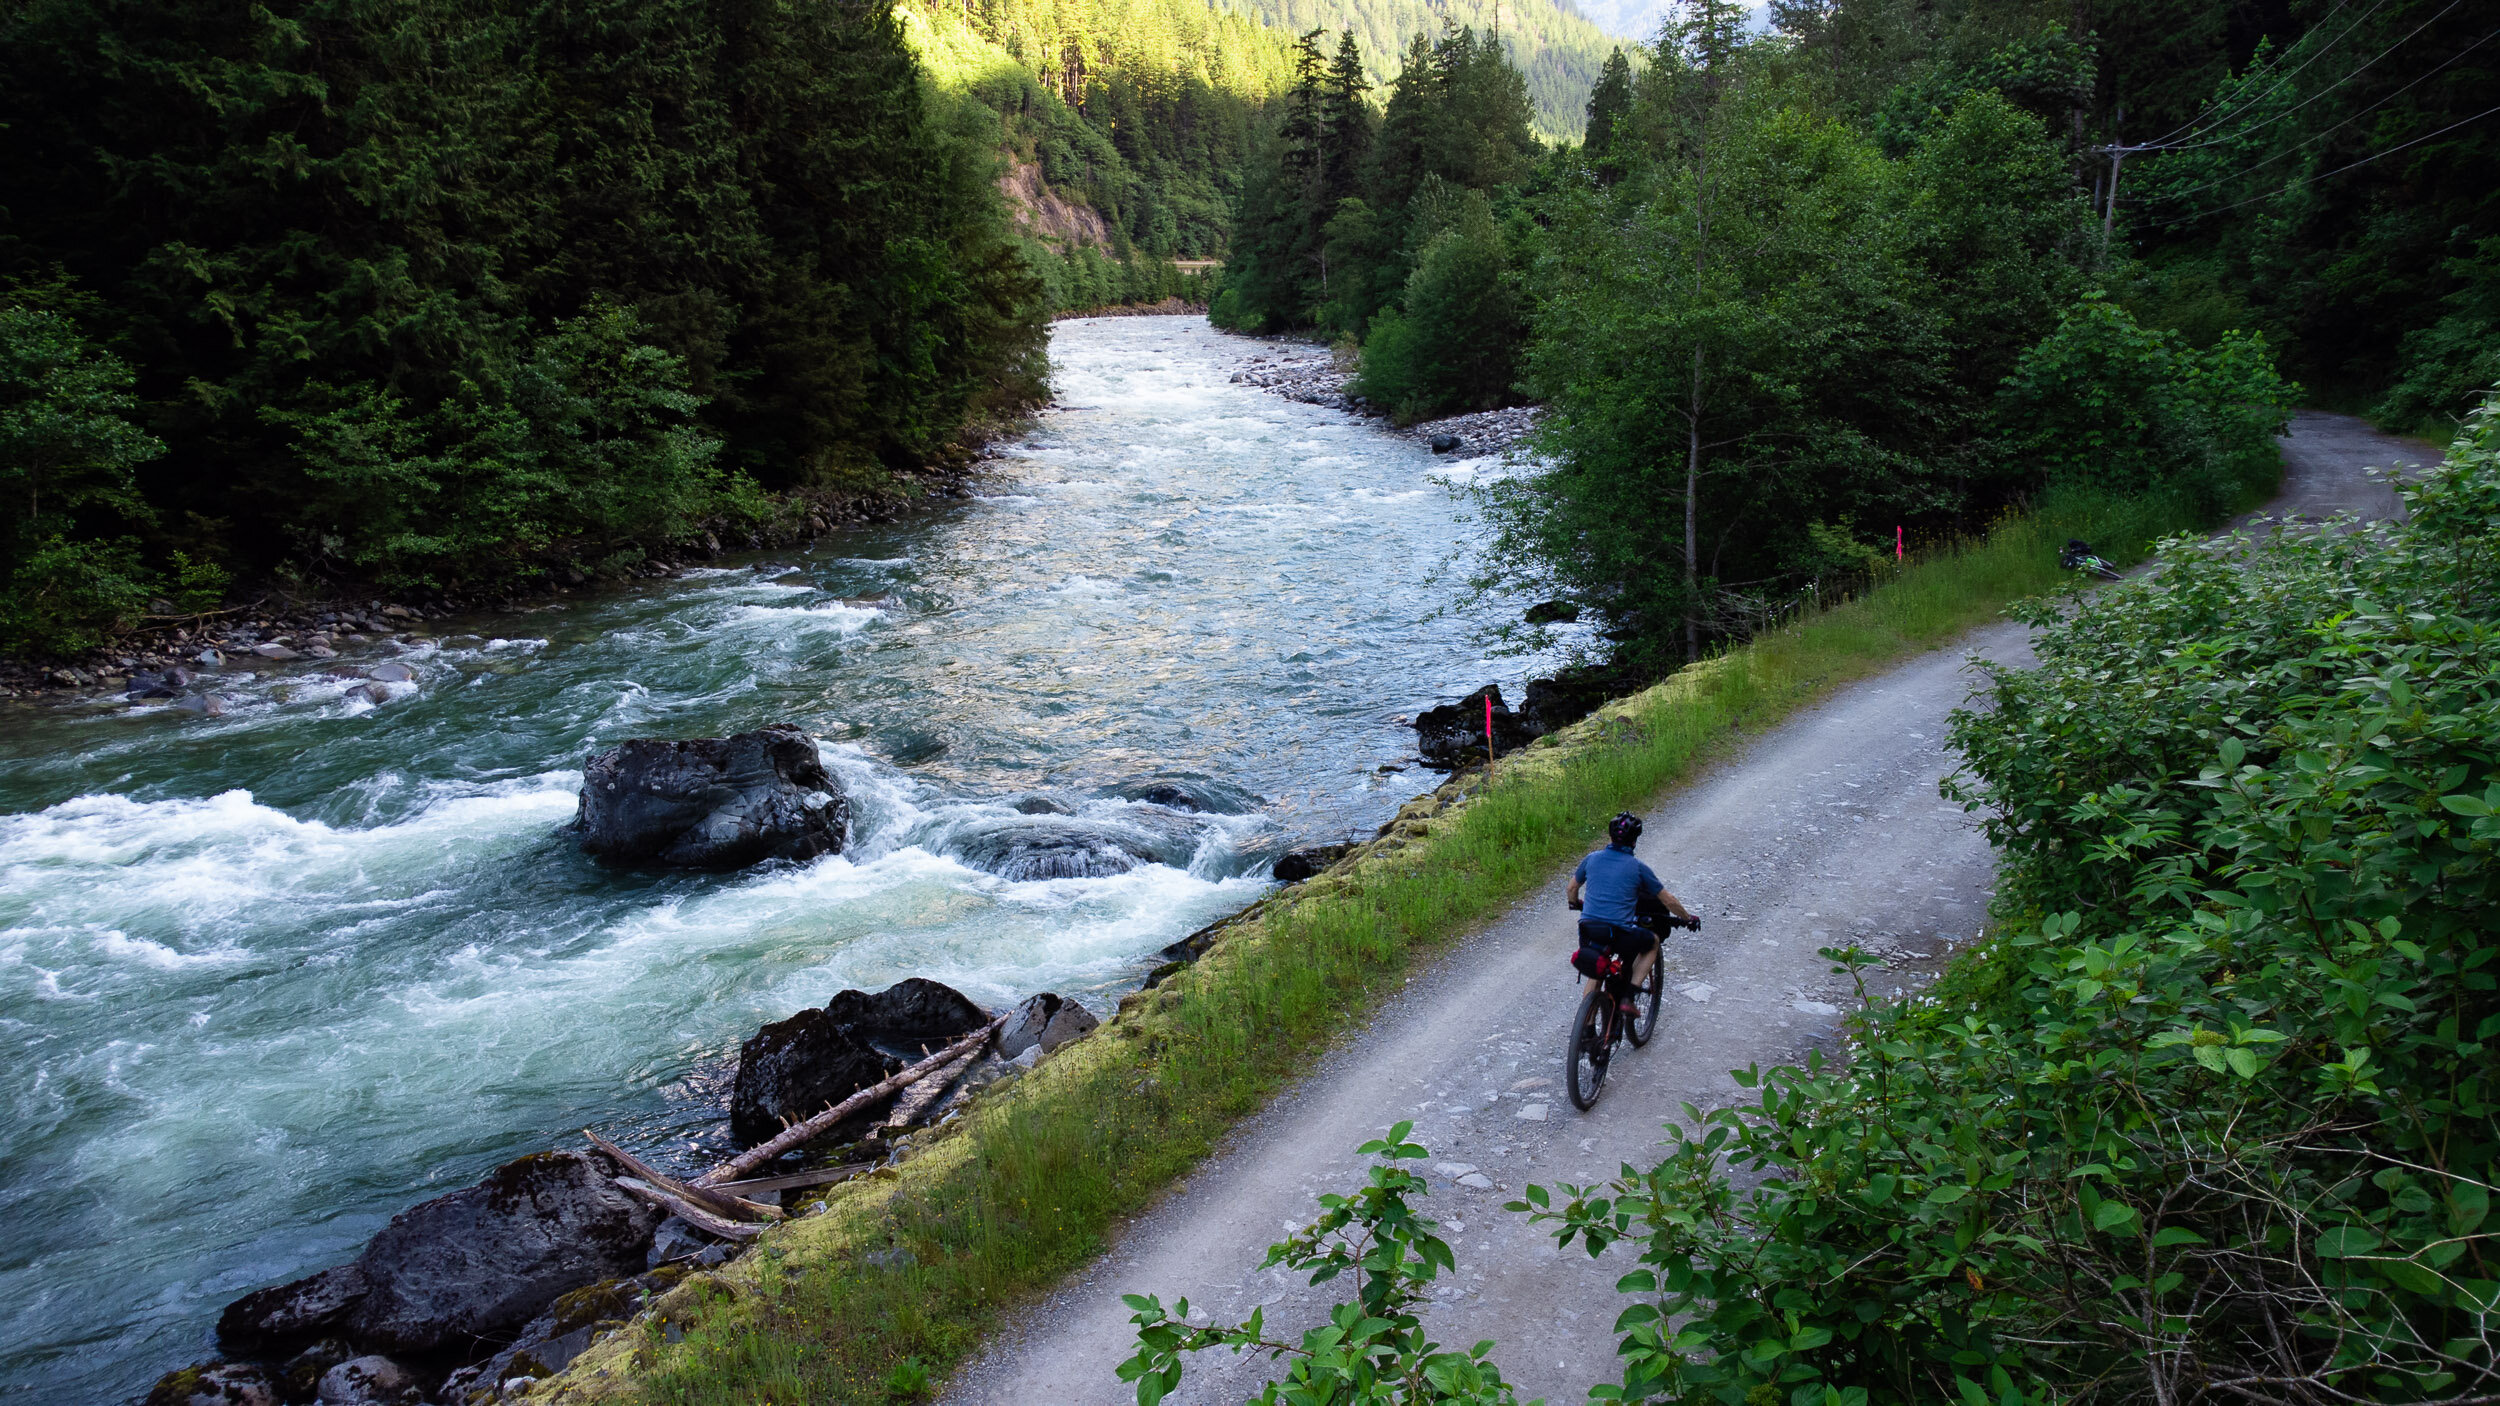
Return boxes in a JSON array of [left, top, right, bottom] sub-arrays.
[[614, 1177, 763, 1243], [880, 1044, 982, 1132], [585, 1128, 781, 1222], [709, 1163, 874, 1196], [696, 1015, 1003, 1188]]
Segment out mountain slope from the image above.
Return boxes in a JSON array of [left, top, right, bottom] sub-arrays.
[[1231, 0, 1622, 139]]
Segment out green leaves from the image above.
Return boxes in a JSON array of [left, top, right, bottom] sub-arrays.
[[1524, 401, 2500, 1406], [1122, 1127, 1530, 1405]]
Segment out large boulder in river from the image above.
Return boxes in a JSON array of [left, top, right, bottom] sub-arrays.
[[223, 1152, 658, 1362], [346, 1150, 658, 1355], [728, 978, 990, 1145], [729, 1011, 902, 1146], [219, 1264, 369, 1356], [1414, 685, 1539, 769], [574, 724, 846, 869]]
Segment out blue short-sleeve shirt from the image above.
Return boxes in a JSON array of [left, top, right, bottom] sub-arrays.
[[1573, 844, 1663, 926]]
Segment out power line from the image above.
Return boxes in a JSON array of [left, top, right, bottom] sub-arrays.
[[2165, 98, 2500, 221], [2159, 0, 2465, 151], [2138, 0, 2381, 146], [2140, 23, 2499, 207]]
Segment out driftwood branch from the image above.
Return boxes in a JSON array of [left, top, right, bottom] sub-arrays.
[[881, 1044, 983, 1132], [710, 1163, 875, 1195], [614, 1177, 763, 1242], [586, 1128, 781, 1222], [694, 1015, 1002, 1188]]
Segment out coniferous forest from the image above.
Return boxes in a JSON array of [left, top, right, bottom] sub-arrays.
[[2, 0, 2493, 674]]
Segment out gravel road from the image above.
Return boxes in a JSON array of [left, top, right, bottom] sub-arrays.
[[940, 412, 2435, 1406]]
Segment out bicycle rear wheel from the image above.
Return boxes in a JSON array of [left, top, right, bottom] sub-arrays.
[[1565, 988, 1611, 1109], [1627, 957, 1663, 1047]]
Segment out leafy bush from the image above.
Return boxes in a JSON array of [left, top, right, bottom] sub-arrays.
[[0, 297, 178, 653], [1122, 1124, 1526, 1405], [2374, 239, 2500, 437], [1522, 397, 2500, 1405], [264, 307, 726, 587], [1349, 189, 1522, 421], [1996, 293, 2296, 509]]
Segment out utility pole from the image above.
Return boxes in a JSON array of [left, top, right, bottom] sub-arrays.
[[2094, 141, 2152, 255]]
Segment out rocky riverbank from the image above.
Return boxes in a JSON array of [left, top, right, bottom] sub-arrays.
[[1227, 339, 1542, 458], [0, 468, 998, 703], [152, 977, 1104, 1406]]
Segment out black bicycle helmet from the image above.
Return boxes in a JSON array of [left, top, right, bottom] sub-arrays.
[[1607, 811, 1643, 846]]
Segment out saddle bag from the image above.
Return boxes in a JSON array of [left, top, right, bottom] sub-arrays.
[[1570, 942, 1617, 980]]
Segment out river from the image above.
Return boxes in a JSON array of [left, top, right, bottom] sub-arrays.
[[0, 316, 1551, 1401]]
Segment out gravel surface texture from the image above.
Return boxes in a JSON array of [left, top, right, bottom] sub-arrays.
[[939, 412, 2429, 1406]]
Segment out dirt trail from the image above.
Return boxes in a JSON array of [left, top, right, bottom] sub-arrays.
[[940, 413, 2434, 1406]]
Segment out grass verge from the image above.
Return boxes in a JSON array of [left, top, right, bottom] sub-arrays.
[[534, 483, 2224, 1406]]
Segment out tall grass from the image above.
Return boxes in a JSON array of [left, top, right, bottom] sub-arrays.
[[541, 484, 2225, 1406]]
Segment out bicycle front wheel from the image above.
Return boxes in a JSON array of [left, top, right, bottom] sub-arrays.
[[1627, 957, 1663, 1047], [1565, 988, 1610, 1109]]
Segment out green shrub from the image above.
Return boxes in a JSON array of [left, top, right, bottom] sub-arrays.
[[1996, 292, 2296, 510], [1122, 1124, 1525, 1405], [1349, 189, 1520, 421], [264, 306, 725, 588], [1523, 396, 2500, 1405], [0, 296, 176, 654]]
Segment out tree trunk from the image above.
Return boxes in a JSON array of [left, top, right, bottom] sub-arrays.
[[1685, 357, 1702, 662]]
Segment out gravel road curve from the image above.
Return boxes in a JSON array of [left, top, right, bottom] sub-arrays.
[[939, 413, 2434, 1406]]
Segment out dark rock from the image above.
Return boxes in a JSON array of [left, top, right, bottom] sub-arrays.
[[1429, 434, 1461, 454], [1519, 664, 1649, 735], [574, 724, 847, 870], [1040, 1001, 1098, 1052], [442, 1277, 639, 1402], [1414, 686, 1538, 770], [727, 978, 988, 1145], [998, 994, 1094, 1059], [646, 1217, 713, 1268], [821, 977, 989, 1053], [354, 683, 390, 705], [1522, 600, 1580, 625], [952, 818, 1158, 880], [281, 1339, 357, 1401], [1011, 795, 1073, 815], [728, 1010, 900, 1146], [144, 1360, 282, 1406], [316, 1355, 418, 1405], [219, 1264, 370, 1357], [343, 1150, 659, 1355], [996, 995, 1061, 1061], [1112, 777, 1260, 814], [168, 665, 195, 686], [1273, 842, 1356, 883]]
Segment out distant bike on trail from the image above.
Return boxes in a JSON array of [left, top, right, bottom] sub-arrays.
[[2060, 538, 2123, 581]]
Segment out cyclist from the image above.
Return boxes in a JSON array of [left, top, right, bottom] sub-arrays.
[[1566, 812, 1697, 1015]]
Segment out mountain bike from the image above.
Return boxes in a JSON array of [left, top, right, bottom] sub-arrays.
[[2060, 538, 2122, 581], [1563, 915, 1696, 1110]]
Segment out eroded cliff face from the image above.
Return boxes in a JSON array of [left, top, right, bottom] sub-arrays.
[[997, 158, 1111, 250]]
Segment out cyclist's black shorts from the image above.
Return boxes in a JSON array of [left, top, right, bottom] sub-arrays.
[[1578, 918, 1656, 959]]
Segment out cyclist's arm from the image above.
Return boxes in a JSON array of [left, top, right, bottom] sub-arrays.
[[1657, 889, 1697, 922]]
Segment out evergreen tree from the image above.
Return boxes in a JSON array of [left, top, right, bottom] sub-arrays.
[[1583, 46, 1633, 180]]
